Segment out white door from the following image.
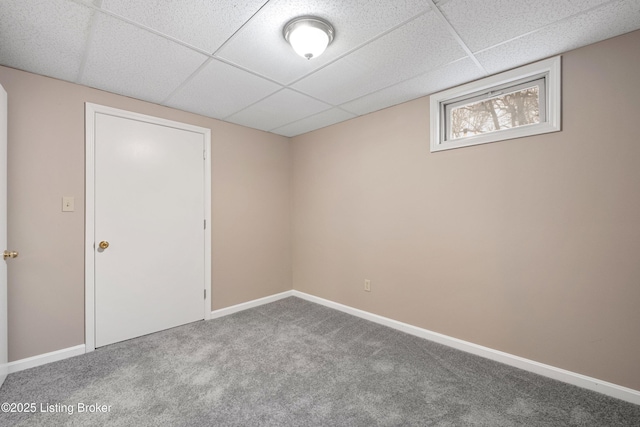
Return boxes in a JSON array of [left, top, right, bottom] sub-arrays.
[[0, 85, 8, 386], [93, 109, 207, 348]]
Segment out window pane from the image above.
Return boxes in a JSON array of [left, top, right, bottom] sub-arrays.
[[449, 86, 540, 140]]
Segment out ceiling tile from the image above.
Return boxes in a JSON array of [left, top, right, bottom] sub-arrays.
[[439, 0, 611, 52], [476, 0, 640, 75], [271, 108, 356, 137], [164, 59, 282, 119], [291, 10, 467, 105], [80, 13, 208, 104], [100, 0, 266, 53], [3, 1, 640, 137], [341, 58, 484, 116], [226, 89, 332, 131], [0, 0, 95, 82], [216, 0, 430, 84]]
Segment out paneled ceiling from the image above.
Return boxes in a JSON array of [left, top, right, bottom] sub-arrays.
[[1, 0, 639, 137]]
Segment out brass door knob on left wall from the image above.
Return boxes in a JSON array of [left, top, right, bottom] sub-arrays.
[[99, 241, 109, 250], [3, 250, 18, 259]]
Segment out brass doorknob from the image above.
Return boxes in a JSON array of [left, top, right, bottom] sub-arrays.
[[3, 250, 18, 260], [99, 241, 109, 250]]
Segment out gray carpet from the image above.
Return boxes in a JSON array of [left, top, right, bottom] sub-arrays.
[[1, 297, 639, 426]]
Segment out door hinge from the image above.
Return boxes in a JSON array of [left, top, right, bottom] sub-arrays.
[[204, 219, 206, 229], [204, 289, 206, 299], [203, 150, 206, 159]]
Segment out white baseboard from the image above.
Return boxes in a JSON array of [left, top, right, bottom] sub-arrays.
[[210, 290, 294, 319], [8, 291, 639, 406], [8, 344, 85, 374], [7, 292, 295, 376], [291, 290, 640, 406]]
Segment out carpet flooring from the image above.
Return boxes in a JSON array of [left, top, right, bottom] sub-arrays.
[[0, 297, 639, 426]]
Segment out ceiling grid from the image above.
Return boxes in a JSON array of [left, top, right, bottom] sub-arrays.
[[1, 0, 638, 136]]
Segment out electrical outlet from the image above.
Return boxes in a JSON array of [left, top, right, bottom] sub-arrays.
[[364, 279, 371, 292]]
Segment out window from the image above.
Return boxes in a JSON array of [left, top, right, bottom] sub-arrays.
[[430, 56, 561, 152]]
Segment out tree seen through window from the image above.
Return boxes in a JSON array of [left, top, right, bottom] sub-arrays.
[[450, 86, 540, 140]]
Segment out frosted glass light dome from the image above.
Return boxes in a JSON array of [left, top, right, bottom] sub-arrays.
[[284, 17, 335, 60]]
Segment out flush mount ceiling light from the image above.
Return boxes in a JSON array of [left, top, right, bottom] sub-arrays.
[[283, 16, 335, 60]]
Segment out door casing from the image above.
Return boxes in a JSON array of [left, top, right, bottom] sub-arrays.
[[0, 84, 8, 385], [85, 103, 211, 352]]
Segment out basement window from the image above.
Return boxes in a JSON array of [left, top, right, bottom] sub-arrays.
[[430, 56, 561, 152]]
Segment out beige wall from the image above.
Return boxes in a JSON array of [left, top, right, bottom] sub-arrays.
[[292, 30, 640, 390], [0, 66, 291, 361], [2, 28, 639, 392]]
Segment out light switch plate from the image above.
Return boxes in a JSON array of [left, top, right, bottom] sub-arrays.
[[62, 196, 75, 212]]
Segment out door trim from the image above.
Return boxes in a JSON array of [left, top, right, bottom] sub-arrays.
[[85, 103, 211, 352], [0, 84, 7, 386]]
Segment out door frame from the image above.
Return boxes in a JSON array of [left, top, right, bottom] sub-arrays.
[[85, 103, 211, 353], [0, 84, 7, 386]]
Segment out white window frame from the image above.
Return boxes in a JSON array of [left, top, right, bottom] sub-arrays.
[[430, 56, 561, 152]]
